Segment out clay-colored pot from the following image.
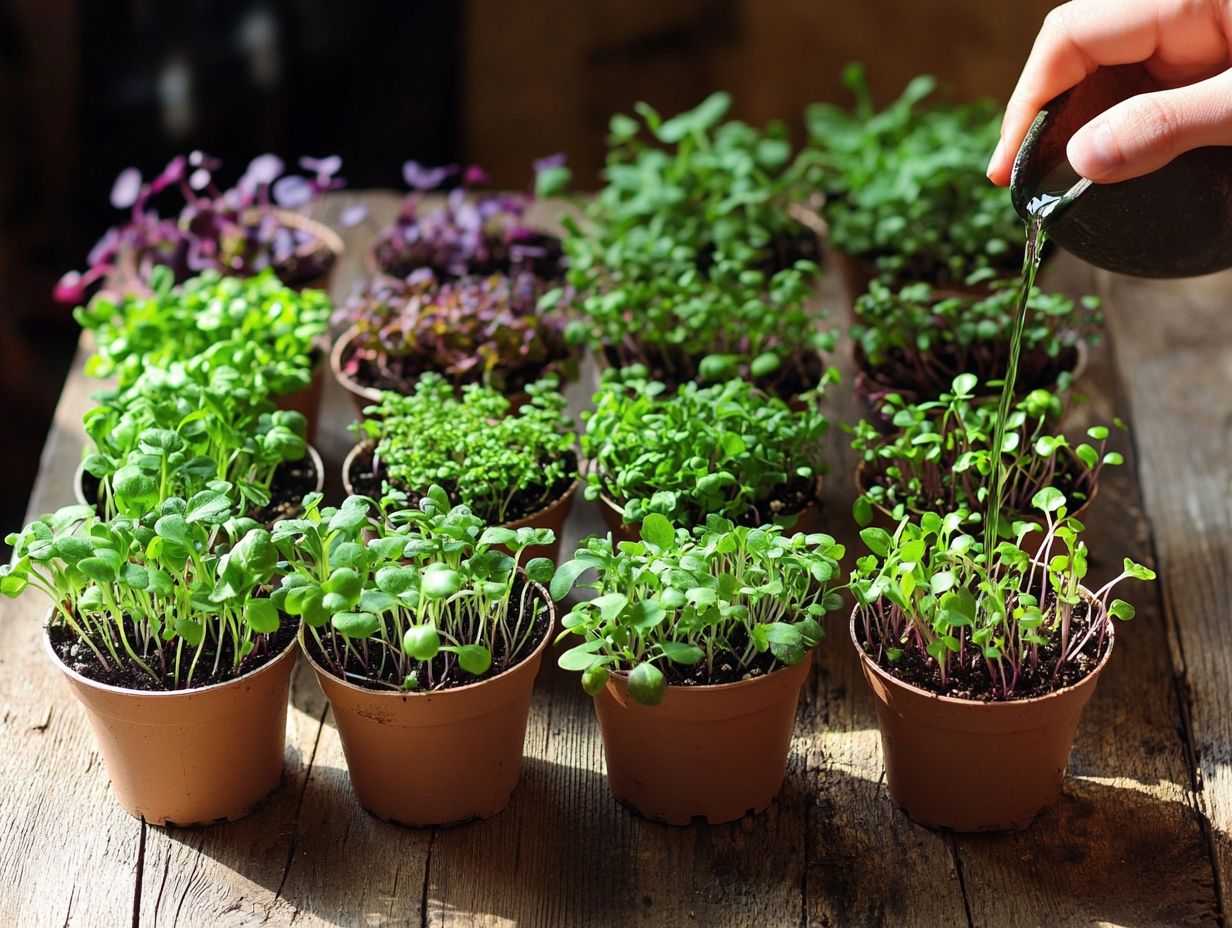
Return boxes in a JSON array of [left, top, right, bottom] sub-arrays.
[[852, 454, 1099, 559], [305, 584, 553, 826], [593, 475, 825, 545], [274, 211, 344, 293], [276, 352, 328, 445], [342, 441, 579, 563], [45, 621, 298, 826], [850, 604, 1113, 832], [331, 326, 386, 414], [593, 651, 813, 824]]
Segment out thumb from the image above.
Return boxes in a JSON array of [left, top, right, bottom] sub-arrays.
[[1067, 70, 1232, 184]]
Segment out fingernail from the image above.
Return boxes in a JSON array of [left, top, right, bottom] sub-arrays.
[[986, 138, 1005, 178], [1076, 123, 1121, 177]]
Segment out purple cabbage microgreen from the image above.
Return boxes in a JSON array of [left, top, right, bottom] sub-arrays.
[[56, 152, 345, 301], [582, 367, 830, 528], [336, 272, 578, 396], [368, 158, 570, 281], [1, 495, 284, 690], [849, 492, 1155, 700], [356, 375, 577, 524], [851, 373, 1124, 533], [271, 488, 557, 691], [550, 513, 844, 705]]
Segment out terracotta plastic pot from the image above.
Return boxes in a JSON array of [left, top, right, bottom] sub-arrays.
[[852, 453, 1099, 559], [850, 604, 1113, 832], [74, 445, 324, 526], [274, 211, 344, 293], [276, 353, 328, 445], [593, 651, 813, 825], [342, 442, 579, 563], [593, 476, 825, 544], [305, 584, 553, 826], [45, 621, 299, 826]]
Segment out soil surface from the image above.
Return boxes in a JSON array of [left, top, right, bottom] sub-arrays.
[[347, 444, 577, 524], [658, 627, 796, 687], [859, 593, 1107, 702], [342, 338, 567, 398], [304, 576, 551, 692], [48, 619, 297, 692], [371, 230, 566, 283], [81, 454, 318, 527]]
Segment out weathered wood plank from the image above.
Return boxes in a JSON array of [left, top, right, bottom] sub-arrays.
[[0, 343, 144, 927], [1098, 267, 1232, 912]]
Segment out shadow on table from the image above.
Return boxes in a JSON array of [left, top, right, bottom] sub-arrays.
[[145, 746, 1222, 928]]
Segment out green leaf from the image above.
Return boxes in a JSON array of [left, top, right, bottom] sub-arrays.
[[421, 564, 462, 599], [524, 557, 555, 585], [402, 625, 441, 661], [659, 641, 703, 665], [1108, 599, 1135, 621], [558, 638, 608, 671], [627, 598, 666, 633], [627, 662, 666, 706], [581, 664, 609, 696], [454, 644, 492, 675], [1032, 486, 1066, 514], [247, 600, 281, 634], [592, 592, 629, 622], [332, 611, 380, 638], [640, 513, 674, 551], [859, 527, 892, 557], [550, 557, 594, 601], [185, 489, 230, 525], [750, 352, 781, 378]]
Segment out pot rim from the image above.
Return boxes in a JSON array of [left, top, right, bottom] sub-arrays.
[[341, 439, 582, 527], [74, 443, 326, 510], [848, 587, 1116, 709], [272, 209, 345, 262], [300, 575, 555, 698], [852, 447, 1099, 529], [604, 645, 815, 697], [43, 608, 301, 699], [330, 325, 386, 406]]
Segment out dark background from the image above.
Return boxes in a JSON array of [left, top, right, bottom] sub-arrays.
[[0, 0, 1055, 537]]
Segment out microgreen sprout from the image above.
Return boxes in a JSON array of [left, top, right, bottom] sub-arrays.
[[552, 513, 844, 705]]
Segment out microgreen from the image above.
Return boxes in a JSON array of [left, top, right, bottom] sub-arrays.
[[806, 64, 1021, 287], [336, 272, 578, 396], [56, 152, 344, 301], [852, 278, 1100, 402], [552, 513, 844, 705], [75, 268, 330, 399], [851, 375, 1124, 533], [2, 495, 286, 689], [271, 489, 556, 691], [582, 368, 830, 528], [368, 159, 569, 281], [849, 493, 1155, 700], [355, 375, 577, 524], [82, 365, 309, 520]]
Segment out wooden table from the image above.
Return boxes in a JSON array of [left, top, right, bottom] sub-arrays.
[[1, 192, 1227, 927]]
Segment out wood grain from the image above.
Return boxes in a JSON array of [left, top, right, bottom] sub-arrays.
[[0, 194, 1223, 927]]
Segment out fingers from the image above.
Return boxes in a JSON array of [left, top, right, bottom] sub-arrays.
[[1067, 69, 1232, 182], [986, 0, 1169, 185]]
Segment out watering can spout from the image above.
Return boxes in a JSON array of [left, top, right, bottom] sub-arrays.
[[1010, 63, 1232, 278]]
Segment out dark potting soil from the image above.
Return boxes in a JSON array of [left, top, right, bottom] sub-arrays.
[[754, 473, 817, 522], [856, 340, 1082, 405], [80, 454, 318, 527], [860, 594, 1107, 702], [347, 444, 577, 524], [48, 618, 297, 692], [602, 344, 828, 403], [343, 339, 563, 398], [304, 576, 552, 692], [277, 247, 337, 289], [658, 627, 791, 687]]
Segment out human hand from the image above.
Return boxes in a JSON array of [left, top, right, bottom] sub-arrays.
[[986, 0, 1232, 187]]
